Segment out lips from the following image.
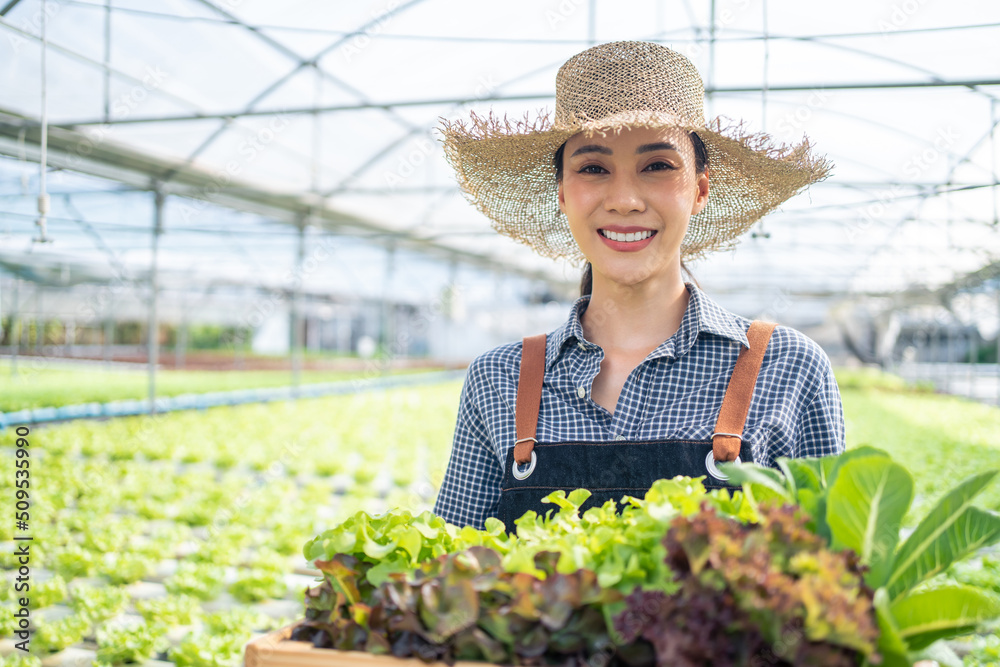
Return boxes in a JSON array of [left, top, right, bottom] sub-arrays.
[[599, 229, 654, 242], [596, 226, 657, 252]]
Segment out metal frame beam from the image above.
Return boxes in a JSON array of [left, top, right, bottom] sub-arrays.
[[49, 79, 1000, 127], [0, 111, 570, 288], [0, 0, 25, 17]]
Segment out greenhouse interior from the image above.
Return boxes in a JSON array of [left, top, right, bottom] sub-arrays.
[[1, 1, 999, 666]]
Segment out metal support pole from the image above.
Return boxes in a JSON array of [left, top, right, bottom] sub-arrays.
[[380, 241, 396, 375], [66, 318, 75, 356], [446, 257, 459, 322], [966, 311, 974, 400], [291, 217, 306, 394], [587, 0, 595, 46], [103, 0, 112, 121], [9, 277, 20, 377], [707, 0, 716, 119], [148, 189, 164, 414], [933, 324, 941, 388], [991, 99, 998, 228], [947, 318, 955, 396], [103, 311, 113, 365], [34, 0, 51, 245], [177, 315, 187, 370], [918, 324, 926, 384], [33, 287, 42, 352]]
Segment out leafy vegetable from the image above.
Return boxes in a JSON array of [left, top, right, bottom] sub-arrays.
[[887, 471, 1000, 600], [303, 477, 753, 596], [169, 632, 249, 667], [947, 554, 1000, 595], [31, 575, 68, 609], [299, 546, 623, 664], [164, 562, 226, 601], [0, 653, 43, 667], [724, 449, 1000, 666], [94, 621, 170, 665], [888, 585, 1000, 651], [826, 454, 914, 587], [32, 615, 92, 654], [614, 502, 878, 666], [135, 594, 202, 626], [98, 552, 156, 585], [67, 584, 130, 624], [229, 568, 288, 603]]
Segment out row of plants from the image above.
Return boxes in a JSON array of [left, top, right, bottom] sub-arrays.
[[297, 448, 1000, 666], [0, 319, 249, 351], [0, 382, 462, 666], [0, 365, 435, 412], [838, 375, 1000, 522]]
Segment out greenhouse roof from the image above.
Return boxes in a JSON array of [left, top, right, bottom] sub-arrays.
[[1, 0, 999, 320]]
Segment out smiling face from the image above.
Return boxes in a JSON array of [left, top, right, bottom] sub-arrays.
[[557, 125, 709, 289]]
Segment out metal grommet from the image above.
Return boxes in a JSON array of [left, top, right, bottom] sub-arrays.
[[512, 450, 537, 480], [705, 451, 741, 481]]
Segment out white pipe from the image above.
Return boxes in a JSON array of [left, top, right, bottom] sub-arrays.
[[36, 0, 50, 243]]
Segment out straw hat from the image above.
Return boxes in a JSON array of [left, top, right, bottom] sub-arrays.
[[438, 40, 833, 265]]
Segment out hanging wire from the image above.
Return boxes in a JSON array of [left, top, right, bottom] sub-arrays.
[[17, 127, 29, 195], [761, 0, 769, 133], [752, 0, 771, 241], [34, 0, 52, 244]]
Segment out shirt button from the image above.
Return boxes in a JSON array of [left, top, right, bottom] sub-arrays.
[[577, 341, 587, 351], [615, 434, 626, 441], [576, 386, 587, 399]]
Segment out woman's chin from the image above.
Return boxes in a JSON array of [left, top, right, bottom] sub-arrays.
[[591, 263, 659, 289]]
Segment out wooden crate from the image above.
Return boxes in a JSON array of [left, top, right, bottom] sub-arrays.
[[244, 624, 492, 667], [244, 623, 937, 667]]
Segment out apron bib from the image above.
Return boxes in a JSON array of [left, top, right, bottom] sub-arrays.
[[495, 320, 777, 533]]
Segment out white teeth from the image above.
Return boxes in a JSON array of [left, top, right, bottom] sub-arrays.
[[600, 229, 653, 242]]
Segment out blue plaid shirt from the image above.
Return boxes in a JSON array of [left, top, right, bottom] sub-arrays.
[[433, 281, 845, 529]]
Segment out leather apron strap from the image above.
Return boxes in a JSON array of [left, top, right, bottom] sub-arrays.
[[513, 321, 778, 465], [513, 333, 547, 465], [712, 320, 779, 461]]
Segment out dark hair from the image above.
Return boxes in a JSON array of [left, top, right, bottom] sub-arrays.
[[554, 132, 707, 297]]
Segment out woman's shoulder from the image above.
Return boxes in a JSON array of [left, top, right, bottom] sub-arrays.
[[464, 339, 526, 388], [743, 318, 835, 381]]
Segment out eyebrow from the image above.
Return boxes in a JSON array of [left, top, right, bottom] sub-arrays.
[[569, 141, 679, 158]]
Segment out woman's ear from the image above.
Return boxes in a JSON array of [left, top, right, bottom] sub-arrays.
[[557, 181, 565, 214], [691, 170, 710, 215]]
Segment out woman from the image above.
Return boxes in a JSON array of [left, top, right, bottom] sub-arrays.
[[433, 41, 843, 531]]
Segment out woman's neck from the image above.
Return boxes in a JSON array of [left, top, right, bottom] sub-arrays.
[[580, 272, 690, 356]]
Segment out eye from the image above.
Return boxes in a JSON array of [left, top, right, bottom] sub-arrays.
[[644, 161, 676, 171], [578, 164, 607, 174]]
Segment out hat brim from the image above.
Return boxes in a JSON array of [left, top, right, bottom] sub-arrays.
[[439, 108, 833, 265]]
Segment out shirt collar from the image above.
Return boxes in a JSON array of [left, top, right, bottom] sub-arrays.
[[544, 281, 750, 371]]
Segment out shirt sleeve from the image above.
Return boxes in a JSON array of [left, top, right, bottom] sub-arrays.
[[432, 361, 504, 530], [794, 363, 846, 459]]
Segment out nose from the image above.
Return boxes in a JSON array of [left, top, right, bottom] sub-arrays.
[[603, 170, 645, 215]]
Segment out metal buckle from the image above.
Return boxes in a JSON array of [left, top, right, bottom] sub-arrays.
[[705, 451, 741, 481], [512, 450, 537, 480]]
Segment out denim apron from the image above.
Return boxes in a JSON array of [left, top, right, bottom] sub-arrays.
[[495, 320, 778, 533]]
